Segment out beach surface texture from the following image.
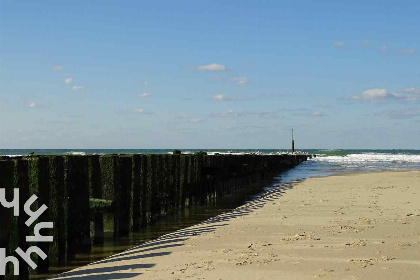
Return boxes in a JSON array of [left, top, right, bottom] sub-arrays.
[[55, 171, 420, 279]]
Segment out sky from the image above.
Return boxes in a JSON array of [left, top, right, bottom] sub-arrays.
[[0, 0, 419, 149]]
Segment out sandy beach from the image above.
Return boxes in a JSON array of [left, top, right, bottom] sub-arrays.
[[54, 171, 420, 280]]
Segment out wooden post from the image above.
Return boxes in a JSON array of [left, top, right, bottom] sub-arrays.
[[132, 155, 142, 230], [66, 156, 91, 259], [48, 156, 66, 265], [90, 155, 104, 244], [15, 159, 30, 279], [0, 160, 16, 279], [118, 156, 132, 235]]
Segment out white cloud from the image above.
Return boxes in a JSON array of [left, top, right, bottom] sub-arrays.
[[210, 109, 236, 118], [29, 102, 35, 108], [213, 94, 235, 101], [133, 108, 144, 113], [132, 108, 154, 114], [64, 78, 73, 84], [398, 48, 415, 55], [376, 108, 420, 119], [191, 118, 200, 123], [138, 92, 152, 98], [142, 81, 149, 86], [231, 76, 249, 86], [391, 87, 420, 101], [350, 87, 420, 102], [51, 65, 62, 71], [197, 63, 226, 71], [214, 94, 224, 101], [332, 41, 345, 47], [380, 45, 387, 53], [72, 86, 85, 91], [212, 94, 253, 102], [210, 109, 279, 119], [350, 88, 388, 100], [312, 112, 327, 117]]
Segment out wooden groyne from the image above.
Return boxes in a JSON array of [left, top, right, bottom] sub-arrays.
[[0, 153, 308, 279]]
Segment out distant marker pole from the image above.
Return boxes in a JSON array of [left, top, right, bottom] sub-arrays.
[[291, 129, 295, 153]]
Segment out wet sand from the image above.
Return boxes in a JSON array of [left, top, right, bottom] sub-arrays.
[[53, 171, 420, 279]]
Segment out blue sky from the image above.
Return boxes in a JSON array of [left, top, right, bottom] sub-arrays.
[[0, 0, 419, 149]]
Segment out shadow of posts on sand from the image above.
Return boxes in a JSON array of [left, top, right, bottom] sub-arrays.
[[50, 180, 300, 279]]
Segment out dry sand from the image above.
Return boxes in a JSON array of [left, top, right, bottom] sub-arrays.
[[55, 171, 420, 280]]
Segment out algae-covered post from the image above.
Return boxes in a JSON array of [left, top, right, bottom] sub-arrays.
[[90, 155, 104, 245], [141, 155, 150, 227], [48, 156, 65, 266], [118, 156, 132, 236], [132, 155, 142, 230], [147, 155, 158, 223], [15, 159, 30, 279], [0, 160, 15, 279], [66, 156, 91, 259]]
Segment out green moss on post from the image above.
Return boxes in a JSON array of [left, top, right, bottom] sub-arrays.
[[89, 198, 112, 211], [202, 155, 210, 202], [132, 155, 141, 230], [173, 155, 181, 212], [66, 156, 91, 260], [48, 156, 65, 266], [118, 156, 132, 236], [195, 155, 203, 203], [179, 155, 187, 210], [99, 155, 117, 201], [149, 155, 159, 223], [35, 157, 50, 274], [99, 155, 120, 239], [167, 155, 176, 214], [0, 160, 15, 279], [14, 159, 30, 279], [187, 155, 195, 206], [140, 155, 150, 226], [156, 155, 165, 217], [27, 158, 39, 275], [89, 155, 104, 245]]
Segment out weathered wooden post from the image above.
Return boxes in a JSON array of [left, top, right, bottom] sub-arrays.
[[132, 155, 142, 230], [48, 156, 65, 265], [34, 157, 50, 274], [141, 155, 150, 226], [66, 156, 91, 259], [0, 160, 17, 279], [90, 155, 104, 244], [173, 154, 181, 211], [15, 159, 30, 279], [118, 156, 132, 235], [179, 155, 188, 210], [147, 155, 159, 223]]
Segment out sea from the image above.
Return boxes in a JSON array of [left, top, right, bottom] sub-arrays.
[[2, 148, 419, 278]]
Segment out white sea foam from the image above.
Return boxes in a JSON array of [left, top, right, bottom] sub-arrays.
[[2, 154, 23, 157], [315, 153, 420, 163], [311, 153, 420, 172], [66, 151, 86, 156]]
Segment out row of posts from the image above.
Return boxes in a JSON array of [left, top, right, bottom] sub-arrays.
[[0, 153, 308, 279]]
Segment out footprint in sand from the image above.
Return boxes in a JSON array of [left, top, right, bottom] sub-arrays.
[[313, 269, 334, 278], [348, 258, 376, 268], [395, 243, 411, 249]]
